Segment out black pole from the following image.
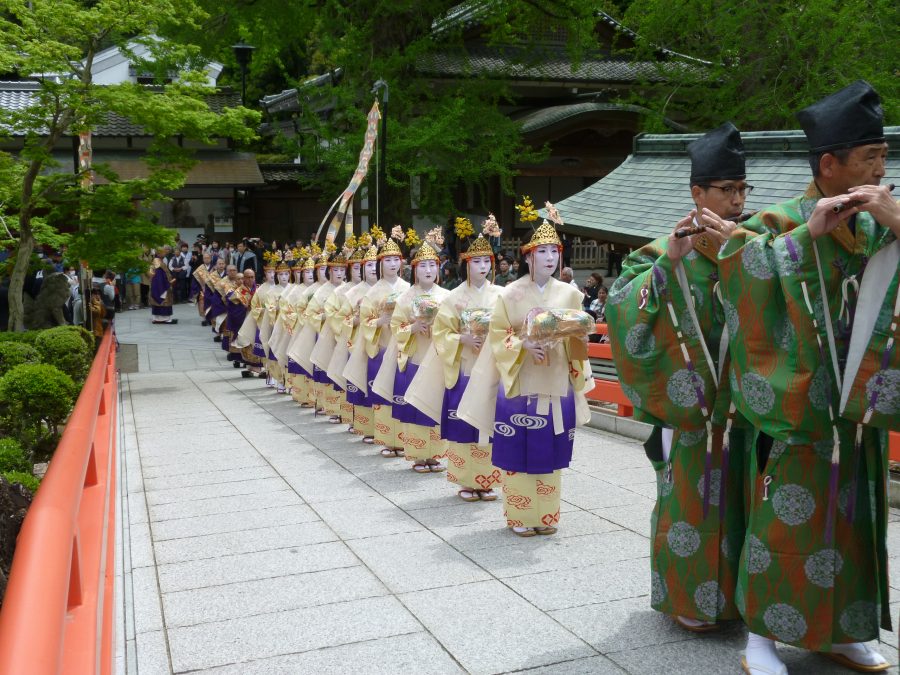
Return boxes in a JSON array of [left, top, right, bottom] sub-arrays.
[[372, 80, 389, 228], [241, 69, 247, 107], [232, 42, 255, 107]]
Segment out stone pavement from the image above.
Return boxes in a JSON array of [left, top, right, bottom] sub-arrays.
[[113, 303, 900, 674]]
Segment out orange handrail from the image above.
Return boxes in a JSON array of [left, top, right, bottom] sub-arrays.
[[585, 324, 633, 416], [890, 432, 900, 463], [0, 328, 118, 675]]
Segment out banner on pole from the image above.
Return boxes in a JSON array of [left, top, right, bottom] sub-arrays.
[[316, 100, 381, 245]]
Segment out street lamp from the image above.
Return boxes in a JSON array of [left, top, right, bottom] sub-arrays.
[[232, 42, 255, 106], [371, 79, 389, 229]]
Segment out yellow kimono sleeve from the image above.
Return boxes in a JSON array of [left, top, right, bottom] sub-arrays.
[[432, 301, 463, 389], [488, 294, 525, 398], [325, 292, 345, 336], [305, 296, 326, 332], [360, 295, 382, 358], [391, 301, 416, 357]]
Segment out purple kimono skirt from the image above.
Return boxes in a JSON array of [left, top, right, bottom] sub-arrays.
[[441, 373, 478, 443], [491, 386, 576, 474], [392, 362, 436, 427]]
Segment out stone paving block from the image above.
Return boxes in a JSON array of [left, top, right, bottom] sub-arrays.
[[153, 520, 337, 565], [410, 499, 577, 530], [509, 655, 627, 674], [505, 558, 649, 612], [559, 473, 648, 510], [355, 463, 456, 496], [591, 501, 654, 538], [281, 469, 378, 503], [466, 529, 649, 579], [348, 530, 491, 593], [151, 503, 319, 541], [263, 450, 346, 473], [143, 465, 277, 492], [166, 595, 422, 672], [125, 638, 137, 675], [128, 490, 149, 525], [141, 456, 268, 480], [149, 488, 300, 522], [400, 580, 595, 675], [550, 595, 699, 654], [582, 466, 655, 487], [433, 511, 622, 553], [135, 629, 171, 675], [381, 485, 460, 511], [195, 631, 465, 674], [129, 518, 155, 569], [131, 565, 164, 634], [157, 540, 358, 593], [146, 476, 288, 506], [162, 565, 388, 628], [313, 494, 425, 540]]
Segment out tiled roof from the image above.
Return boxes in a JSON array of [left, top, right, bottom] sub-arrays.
[[0, 82, 241, 136], [259, 163, 312, 183], [550, 127, 900, 245], [421, 45, 688, 84], [514, 102, 654, 135]]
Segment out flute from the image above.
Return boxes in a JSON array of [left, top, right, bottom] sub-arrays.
[[831, 183, 895, 213], [674, 211, 758, 239]]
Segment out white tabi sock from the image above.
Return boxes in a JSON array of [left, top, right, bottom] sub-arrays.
[[744, 633, 786, 675], [676, 615, 713, 628], [829, 642, 888, 667]]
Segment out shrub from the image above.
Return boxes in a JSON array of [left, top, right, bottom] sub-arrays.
[[39, 325, 95, 351], [2, 471, 40, 495], [0, 342, 40, 376], [0, 363, 77, 455], [0, 331, 40, 345], [34, 329, 92, 381], [0, 438, 30, 473]]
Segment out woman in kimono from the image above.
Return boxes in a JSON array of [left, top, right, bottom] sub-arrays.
[[286, 250, 323, 407], [317, 243, 365, 425], [379, 237, 450, 471], [459, 216, 594, 536], [261, 259, 292, 390], [337, 244, 380, 441], [431, 233, 503, 498], [292, 250, 347, 413], [269, 250, 311, 394], [346, 236, 410, 455], [234, 252, 277, 376]]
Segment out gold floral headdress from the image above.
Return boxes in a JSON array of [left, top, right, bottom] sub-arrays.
[[328, 251, 348, 267], [262, 249, 282, 270], [377, 238, 402, 259], [275, 260, 291, 273], [520, 200, 563, 254]]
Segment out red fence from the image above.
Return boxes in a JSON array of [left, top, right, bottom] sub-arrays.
[[0, 329, 118, 674]]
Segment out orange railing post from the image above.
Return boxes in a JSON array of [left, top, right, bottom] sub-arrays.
[[890, 432, 900, 463], [585, 323, 634, 417], [0, 328, 118, 675]]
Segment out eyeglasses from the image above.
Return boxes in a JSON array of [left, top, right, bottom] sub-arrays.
[[704, 184, 754, 197]]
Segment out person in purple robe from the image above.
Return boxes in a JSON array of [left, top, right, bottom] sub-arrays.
[[150, 255, 177, 324]]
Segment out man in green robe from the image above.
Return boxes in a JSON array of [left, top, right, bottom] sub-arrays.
[[606, 123, 754, 633], [718, 80, 897, 674]]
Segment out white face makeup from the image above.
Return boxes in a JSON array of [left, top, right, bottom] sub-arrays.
[[303, 269, 314, 284], [277, 271, 291, 284], [364, 260, 378, 283], [530, 245, 559, 284], [294, 270, 304, 284], [467, 255, 492, 286], [316, 266, 328, 282], [330, 266, 346, 283], [381, 255, 401, 280], [415, 259, 438, 288], [350, 263, 362, 282], [265, 270, 276, 283]]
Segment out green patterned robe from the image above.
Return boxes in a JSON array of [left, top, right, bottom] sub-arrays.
[[607, 232, 751, 623], [718, 182, 899, 650]]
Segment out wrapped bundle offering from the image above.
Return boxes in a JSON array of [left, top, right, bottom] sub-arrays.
[[378, 291, 400, 316], [412, 295, 441, 326], [524, 307, 595, 347], [460, 308, 493, 337], [192, 266, 209, 284]]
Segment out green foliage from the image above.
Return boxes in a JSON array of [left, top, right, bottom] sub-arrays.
[[0, 364, 77, 453], [0, 331, 41, 345], [0, 342, 40, 376], [2, 471, 41, 495], [34, 330, 93, 381], [178, 0, 607, 222], [39, 325, 95, 352], [0, 438, 30, 474], [0, 0, 261, 330], [620, 0, 899, 130]]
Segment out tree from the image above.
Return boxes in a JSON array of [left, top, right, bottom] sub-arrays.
[[0, 0, 259, 331], [619, 0, 899, 131], [179, 0, 611, 225]]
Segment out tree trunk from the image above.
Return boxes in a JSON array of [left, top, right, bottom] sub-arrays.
[[7, 222, 34, 332]]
